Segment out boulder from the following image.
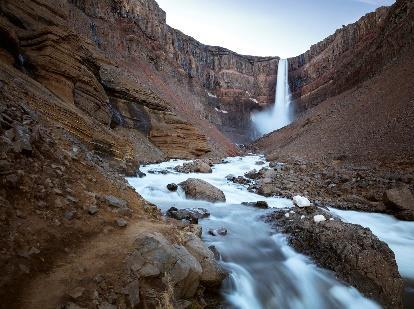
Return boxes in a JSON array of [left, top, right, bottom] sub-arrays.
[[100, 195, 128, 208], [383, 187, 414, 220], [175, 160, 212, 174], [167, 183, 178, 192], [179, 178, 226, 203], [166, 207, 210, 224], [182, 233, 227, 288], [12, 124, 32, 154], [230, 176, 251, 186], [125, 280, 140, 308], [265, 208, 404, 308], [384, 187, 414, 211], [244, 169, 259, 179], [128, 232, 202, 299], [208, 228, 227, 236], [241, 201, 269, 209], [116, 218, 128, 227]]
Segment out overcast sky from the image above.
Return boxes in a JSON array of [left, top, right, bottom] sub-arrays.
[[156, 0, 395, 58]]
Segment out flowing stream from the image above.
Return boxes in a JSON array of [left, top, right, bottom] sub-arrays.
[[127, 155, 414, 309]]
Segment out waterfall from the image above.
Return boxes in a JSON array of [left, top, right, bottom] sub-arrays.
[[251, 59, 293, 136]]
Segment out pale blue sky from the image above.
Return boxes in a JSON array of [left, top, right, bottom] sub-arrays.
[[156, 0, 395, 58]]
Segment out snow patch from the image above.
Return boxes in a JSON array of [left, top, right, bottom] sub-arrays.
[[215, 107, 229, 114], [249, 98, 259, 104], [314, 215, 326, 223], [293, 195, 311, 208], [207, 92, 217, 98]]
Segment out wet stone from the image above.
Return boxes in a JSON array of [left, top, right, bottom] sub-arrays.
[[167, 183, 178, 191], [208, 228, 227, 236]]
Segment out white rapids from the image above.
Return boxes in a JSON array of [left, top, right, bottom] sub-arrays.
[[126, 155, 414, 309]]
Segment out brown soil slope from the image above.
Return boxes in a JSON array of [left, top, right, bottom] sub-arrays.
[[253, 48, 414, 166]]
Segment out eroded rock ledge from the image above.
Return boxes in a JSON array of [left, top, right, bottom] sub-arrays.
[[265, 207, 404, 308]]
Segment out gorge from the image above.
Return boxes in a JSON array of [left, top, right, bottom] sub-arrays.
[[0, 0, 413, 308]]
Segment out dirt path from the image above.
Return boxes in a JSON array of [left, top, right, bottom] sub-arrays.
[[19, 220, 172, 309]]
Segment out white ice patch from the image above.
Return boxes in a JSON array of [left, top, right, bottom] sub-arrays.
[[313, 215, 326, 223], [215, 107, 229, 114], [293, 195, 311, 207], [249, 98, 259, 104], [207, 91, 217, 98]]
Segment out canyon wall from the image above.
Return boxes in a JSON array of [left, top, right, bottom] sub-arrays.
[[288, 0, 414, 112], [254, 0, 414, 165], [66, 0, 279, 143], [0, 0, 280, 162]]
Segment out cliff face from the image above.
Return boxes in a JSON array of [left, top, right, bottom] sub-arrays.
[[288, 0, 414, 112], [0, 0, 245, 160], [253, 0, 414, 165], [66, 0, 279, 143]]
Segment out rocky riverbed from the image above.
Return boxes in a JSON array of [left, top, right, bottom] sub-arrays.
[[127, 155, 414, 308], [232, 157, 414, 220]]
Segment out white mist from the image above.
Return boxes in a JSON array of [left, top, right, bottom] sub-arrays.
[[251, 59, 293, 136]]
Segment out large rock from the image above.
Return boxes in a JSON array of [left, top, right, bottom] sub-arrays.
[[383, 187, 414, 220], [175, 160, 212, 174], [182, 233, 227, 288], [265, 208, 404, 308], [179, 178, 226, 203], [166, 207, 210, 224], [99, 195, 128, 208], [128, 232, 202, 299]]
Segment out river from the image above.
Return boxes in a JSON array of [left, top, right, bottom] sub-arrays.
[[127, 155, 414, 309]]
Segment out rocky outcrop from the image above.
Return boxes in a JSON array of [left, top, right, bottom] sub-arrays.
[[179, 178, 226, 203], [383, 187, 414, 220], [288, 0, 414, 112], [0, 0, 238, 160], [166, 207, 210, 224], [181, 232, 228, 288], [127, 231, 226, 305], [174, 160, 212, 174], [246, 158, 414, 220], [64, 0, 279, 143], [99, 64, 211, 158], [265, 207, 404, 308]]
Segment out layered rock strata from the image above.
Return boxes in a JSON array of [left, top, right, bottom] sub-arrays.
[[288, 0, 414, 112]]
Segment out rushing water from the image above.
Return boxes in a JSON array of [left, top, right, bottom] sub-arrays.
[[330, 208, 414, 307], [251, 59, 293, 136], [126, 155, 389, 308]]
